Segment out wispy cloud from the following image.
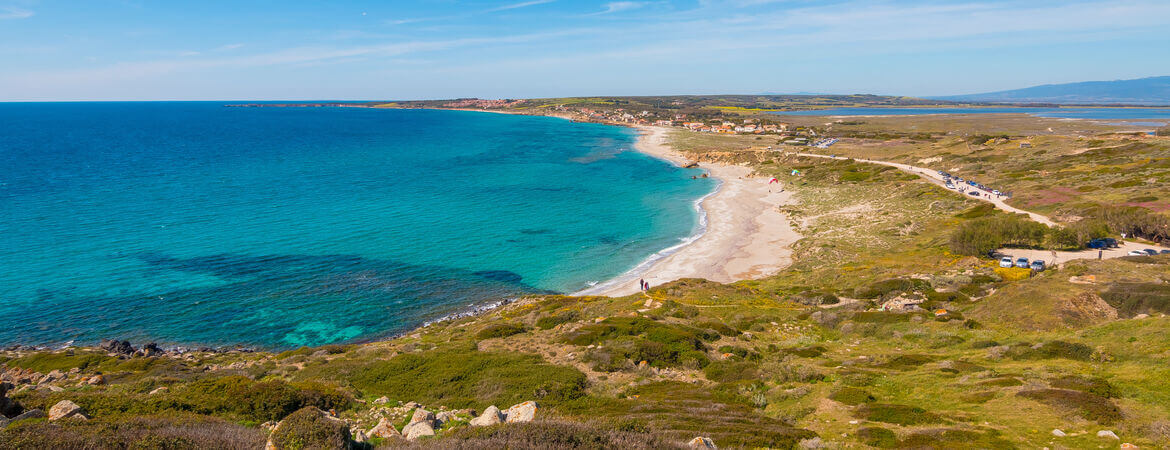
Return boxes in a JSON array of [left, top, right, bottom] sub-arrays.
[[0, 6, 33, 19], [488, 0, 556, 12], [590, 1, 647, 15]]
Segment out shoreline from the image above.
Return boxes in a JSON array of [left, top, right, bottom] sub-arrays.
[[577, 126, 801, 297]]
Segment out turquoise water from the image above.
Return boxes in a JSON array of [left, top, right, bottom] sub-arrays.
[[771, 106, 1170, 123], [0, 103, 715, 349]]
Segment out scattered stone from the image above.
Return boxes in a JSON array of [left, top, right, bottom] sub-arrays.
[[503, 401, 538, 423], [404, 401, 420, 409], [410, 408, 435, 425], [85, 374, 106, 385], [799, 437, 826, 449], [48, 400, 88, 421], [1052, 429, 1066, 437], [149, 387, 169, 395], [402, 420, 435, 440], [368, 417, 401, 439], [470, 405, 504, 427], [373, 396, 390, 405], [1134, 313, 1150, 319], [435, 410, 459, 425], [140, 343, 163, 357], [1098, 430, 1119, 440], [688, 436, 718, 449]]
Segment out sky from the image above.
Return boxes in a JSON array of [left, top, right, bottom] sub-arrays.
[[1, 0, 1169, 101]]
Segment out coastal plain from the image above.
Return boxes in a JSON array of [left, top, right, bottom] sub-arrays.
[[4, 98, 1170, 449]]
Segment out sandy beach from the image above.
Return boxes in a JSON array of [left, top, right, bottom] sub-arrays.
[[580, 126, 801, 297]]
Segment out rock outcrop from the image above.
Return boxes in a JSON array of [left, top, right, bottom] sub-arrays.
[[410, 408, 435, 426], [99, 339, 136, 356], [48, 400, 88, 421], [688, 436, 718, 449], [470, 405, 504, 427]]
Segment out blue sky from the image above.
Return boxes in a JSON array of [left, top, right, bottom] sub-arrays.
[[1, 0, 1169, 101]]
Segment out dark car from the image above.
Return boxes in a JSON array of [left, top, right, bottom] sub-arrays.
[[1087, 239, 1108, 249], [1144, 249, 1159, 256], [968, 191, 980, 196], [1104, 238, 1118, 248], [1161, 250, 1170, 255]]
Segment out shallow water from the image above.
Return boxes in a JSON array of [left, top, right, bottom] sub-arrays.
[[0, 103, 715, 348]]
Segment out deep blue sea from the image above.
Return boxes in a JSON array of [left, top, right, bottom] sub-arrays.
[[771, 106, 1170, 124], [0, 103, 714, 349]]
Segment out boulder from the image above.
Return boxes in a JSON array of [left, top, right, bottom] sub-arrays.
[[402, 420, 435, 440], [85, 374, 106, 386], [503, 401, 538, 423], [48, 400, 88, 421], [352, 429, 368, 443], [403, 401, 420, 409], [10, 409, 45, 422], [470, 405, 504, 427], [99, 339, 135, 356], [1052, 429, 1067, 437], [140, 342, 164, 357], [1, 382, 21, 417], [410, 408, 435, 425], [367, 417, 401, 439], [688, 436, 718, 449], [1098, 430, 1120, 440], [373, 396, 390, 405], [266, 407, 351, 450], [798, 437, 825, 449]]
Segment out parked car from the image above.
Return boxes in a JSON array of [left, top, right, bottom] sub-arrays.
[[999, 256, 1014, 268], [1030, 260, 1046, 271], [1127, 250, 1146, 256], [1087, 239, 1108, 249], [1144, 249, 1158, 255], [968, 191, 980, 196], [1104, 238, 1118, 248], [1015, 257, 1029, 268], [1161, 250, 1170, 254], [992, 190, 1002, 196]]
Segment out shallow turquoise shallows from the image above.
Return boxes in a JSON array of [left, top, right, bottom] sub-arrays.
[[0, 103, 714, 349]]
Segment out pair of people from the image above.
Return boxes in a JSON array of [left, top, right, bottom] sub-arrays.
[[639, 278, 651, 291]]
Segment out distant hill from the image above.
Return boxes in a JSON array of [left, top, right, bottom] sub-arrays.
[[935, 76, 1170, 105]]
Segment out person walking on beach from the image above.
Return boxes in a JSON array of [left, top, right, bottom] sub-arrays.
[[639, 279, 646, 291]]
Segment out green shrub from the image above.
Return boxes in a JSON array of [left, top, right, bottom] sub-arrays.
[[349, 348, 586, 408], [276, 345, 350, 360], [857, 427, 898, 448], [1008, 341, 1094, 361], [268, 407, 350, 450], [476, 323, 528, 340], [829, 387, 876, 406], [441, 420, 681, 449], [703, 361, 760, 383], [1050, 375, 1118, 398], [1100, 282, 1170, 318], [855, 404, 943, 425], [854, 278, 929, 299], [1017, 389, 1121, 424], [0, 414, 265, 449], [536, 311, 579, 330]]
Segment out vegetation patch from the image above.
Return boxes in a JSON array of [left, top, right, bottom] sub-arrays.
[[875, 354, 937, 370], [855, 403, 944, 426], [349, 347, 586, 409], [1016, 389, 1122, 424], [1007, 341, 1094, 361], [857, 426, 898, 448], [829, 387, 876, 406], [476, 322, 528, 340], [898, 428, 1016, 449], [1049, 375, 1118, 398], [0, 413, 265, 449], [268, 407, 350, 450], [432, 420, 684, 449], [1100, 282, 1170, 318], [703, 360, 760, 383]]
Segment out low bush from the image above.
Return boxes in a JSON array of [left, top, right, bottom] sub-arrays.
[[703, 360, 760, 383], [1008, 341, 1094, 361], [1050, 375, 1118, 398], [536, 311, 578, 330], [476, 323, 528, 340], [0, 413, 265, 449], [854, 278, 929, 299], [268, 407, 350, 450], [425, 420, 685, 449], [855, 403, 944, 426], [1100, 282, 1170, 318], [349, 347, 586, 408], [1017, 389, 1122, 424], [829, 387, 875, 406], [857, 427, 898, 448]]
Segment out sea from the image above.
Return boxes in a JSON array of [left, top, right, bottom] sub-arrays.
[[771, 106, 1170, 125], [0, 103, 715, 349]]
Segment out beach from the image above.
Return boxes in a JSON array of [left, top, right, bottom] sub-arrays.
[[581, 126, 801, 297]]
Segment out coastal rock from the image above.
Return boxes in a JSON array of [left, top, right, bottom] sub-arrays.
[[140, 343, 163, 357], [1, 382, 21, 417], [48, 400, 88, 421], [470, 405, 504, 427], [368, 417, 401, 439], [402, 420, 435, 440], [688, 436, 718, 449], [99, 339, 135, 356], [503, 401, 538, 423], [410, 408, 435, 425]]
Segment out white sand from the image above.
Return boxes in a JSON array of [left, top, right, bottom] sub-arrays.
[[581, 126, 801, 297]]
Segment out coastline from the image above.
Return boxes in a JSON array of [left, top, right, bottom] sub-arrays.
[[576, 126, 801, 297]]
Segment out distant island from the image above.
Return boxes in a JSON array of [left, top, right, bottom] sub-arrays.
[[934, 75, 1170, 105]]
